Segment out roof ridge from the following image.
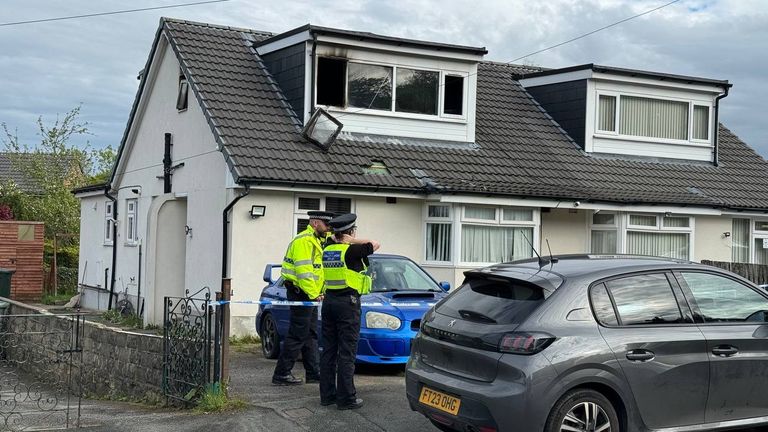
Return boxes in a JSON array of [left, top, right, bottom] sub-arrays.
[[160, 16, 273, 37]]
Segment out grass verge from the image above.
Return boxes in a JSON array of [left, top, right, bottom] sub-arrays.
[[194, 384, 247, 413]]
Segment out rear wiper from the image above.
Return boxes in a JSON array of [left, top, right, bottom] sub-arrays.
[[458, 309, 497, 324]]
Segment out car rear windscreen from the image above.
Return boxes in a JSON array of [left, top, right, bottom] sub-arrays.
[[436, 276, 545, 325]]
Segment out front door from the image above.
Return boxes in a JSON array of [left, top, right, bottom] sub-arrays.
[[675, 271, 768, 423], [153, 199, 188, 324], [596, 272, 709, 429]]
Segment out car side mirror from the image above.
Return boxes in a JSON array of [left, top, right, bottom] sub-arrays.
[[263, 264, 282, 283], [439, 281, 451, 292]]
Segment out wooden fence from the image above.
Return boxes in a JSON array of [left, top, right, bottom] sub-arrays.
[[701, 260, 768, 285]]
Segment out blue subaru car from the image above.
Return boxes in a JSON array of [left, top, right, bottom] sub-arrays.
[[255, 254, 450, 364]]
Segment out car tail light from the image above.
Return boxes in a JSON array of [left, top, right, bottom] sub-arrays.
[[498, 332, 555, 355]]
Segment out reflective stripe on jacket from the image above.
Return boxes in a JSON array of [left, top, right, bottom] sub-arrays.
[[281, 226, 324, 299], [322, 243, 372, 295]]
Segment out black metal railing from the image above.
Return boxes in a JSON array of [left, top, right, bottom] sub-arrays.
[[162, 288, 214, 405], [0, 313, 84, 430]]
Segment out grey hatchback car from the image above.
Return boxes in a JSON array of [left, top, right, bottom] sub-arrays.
[[406, 255, 768, 432]]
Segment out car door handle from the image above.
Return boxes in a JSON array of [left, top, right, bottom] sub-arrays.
[[626, 349, 655, 362], [712, 345, 739, 357]]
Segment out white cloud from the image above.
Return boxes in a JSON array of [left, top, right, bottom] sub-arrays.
[[0, 0, 766, 155]]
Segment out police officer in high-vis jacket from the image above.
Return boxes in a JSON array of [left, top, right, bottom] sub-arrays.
[[320, 213, 380, 410], [272, 210, 335, 386]]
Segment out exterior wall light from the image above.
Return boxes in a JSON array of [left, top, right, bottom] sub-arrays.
[[250, 205, 266, 219]]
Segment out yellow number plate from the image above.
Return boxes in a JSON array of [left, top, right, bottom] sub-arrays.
[[419, 386, 461, 416]]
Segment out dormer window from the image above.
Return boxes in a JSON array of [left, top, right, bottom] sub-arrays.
[[519, 64, 730, 163], [596, 93, 711, 143], [255, 25, 485, 143], [317, 57, 465, 118]]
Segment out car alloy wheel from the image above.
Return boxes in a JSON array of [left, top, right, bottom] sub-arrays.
[[261, 314, 280, 359], [561, 402, 611, 432], [546, 389, 619, 432]]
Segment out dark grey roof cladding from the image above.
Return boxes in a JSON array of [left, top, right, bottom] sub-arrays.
[[0, 152, 77, 193], [151, 18, 768, 210], [255, 24, 488, 55], [72, 183, 108, 195], [520, 63, 731, 88]]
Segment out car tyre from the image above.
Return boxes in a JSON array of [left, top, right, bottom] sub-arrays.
[[545, 388, 620, 432], [261, 313, 280, 359]]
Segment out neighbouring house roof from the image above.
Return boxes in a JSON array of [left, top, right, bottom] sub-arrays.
[[117, 18, 768, 211], [0, 152, 74, 193]]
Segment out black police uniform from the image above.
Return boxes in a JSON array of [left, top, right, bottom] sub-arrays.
[[319, 214, 374, 409]]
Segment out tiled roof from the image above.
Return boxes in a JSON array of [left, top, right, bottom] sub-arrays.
[[0, 153, 52, 193], [156, 18, 768, 210]]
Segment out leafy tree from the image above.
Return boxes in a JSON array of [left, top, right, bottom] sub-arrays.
[[1, 105, 115, 239]]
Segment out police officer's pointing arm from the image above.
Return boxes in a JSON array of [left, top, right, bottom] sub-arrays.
[[338, 234, 380, 251]]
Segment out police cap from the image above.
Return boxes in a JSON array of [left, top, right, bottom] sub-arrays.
[[307, 210, 335, 222], [329, 213, 357, 232]]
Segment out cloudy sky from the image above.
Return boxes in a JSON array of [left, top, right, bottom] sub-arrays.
[[1, 0, 766, 157]]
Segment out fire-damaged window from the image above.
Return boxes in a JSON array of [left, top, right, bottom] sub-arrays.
[[348, 63, 393, 111], [315, 57, 466, 119], [443, 75, 464, 115], [317, 57, 346, 107], [396, 68, 438, 115]]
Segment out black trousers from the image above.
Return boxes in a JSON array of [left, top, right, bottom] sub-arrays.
[[319, 289, 361, 405], [273, 284, 320, 379]]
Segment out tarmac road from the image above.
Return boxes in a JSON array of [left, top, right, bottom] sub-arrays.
[[81, 346, 768, 431]]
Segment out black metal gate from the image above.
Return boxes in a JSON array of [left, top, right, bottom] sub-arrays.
[[162, 288, 214, 404], [0, 313, 84, 431]]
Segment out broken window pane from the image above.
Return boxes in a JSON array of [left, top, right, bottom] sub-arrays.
[[396, 68, 438, 115], [317, 57, 346, 107], [443, 75, 464, 115], [348, 63, 392, 111]]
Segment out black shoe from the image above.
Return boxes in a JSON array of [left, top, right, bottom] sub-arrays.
[[337, 398, 363, 410], [305, 376, 321, 384], [272, 374, 302, 386], [320, 397, 336, 406]]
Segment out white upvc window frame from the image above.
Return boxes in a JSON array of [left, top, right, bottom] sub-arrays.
[[125, 199, 138, 245], [317, 57, 469, 123], [293, 194, 355, 234], [104, 201, 114, 246], [590, 212, 695, 260], [751, 219, 768, 264], [588, 211, 621, 254], [594, 91, 714, 146], [423, 203, 454, 265], [457, 205, 539, 267]]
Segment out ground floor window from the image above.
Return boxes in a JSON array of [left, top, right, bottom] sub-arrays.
[[294, 195, 353, 234], [424, 203, 538, 265], [590, 212, 693, 260], [732, 218, 768, 264]]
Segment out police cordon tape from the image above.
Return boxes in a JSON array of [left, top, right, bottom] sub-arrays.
[[213, 299, 436, 308]]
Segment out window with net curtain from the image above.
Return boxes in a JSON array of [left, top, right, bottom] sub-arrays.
[[626, 231, 689, 260], [591, 212, 617, 254], [732, 218, 750, 263], [461, 206, 534, 263], [754, 221, 768, 265], [426, 205, 451, 262]]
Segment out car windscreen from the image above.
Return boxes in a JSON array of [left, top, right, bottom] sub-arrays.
[[436, 276, 545, 324], [367, 258, 441, 292]]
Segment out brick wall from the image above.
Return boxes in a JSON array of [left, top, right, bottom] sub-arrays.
[[0, 221, 44, 301]]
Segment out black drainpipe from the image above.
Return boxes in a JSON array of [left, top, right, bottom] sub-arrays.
[[713, 85, 730, 167], [163, 133, 172, 193], [105, 186, 118, 310], [221, 187, 250, 282], [137, 242, 143, 318]]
